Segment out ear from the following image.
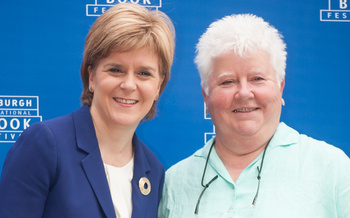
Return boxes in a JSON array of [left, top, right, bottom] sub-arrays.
[[88, 65, 94, 87], [202, 88, 210, 116], [155, 75, 165, 100], [280, 79, 285, 94], [201, 88, 208, 104], [158, 75, 164, 92]]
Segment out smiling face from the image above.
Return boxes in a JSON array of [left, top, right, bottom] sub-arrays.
[[89, 48, 163, 129], [203, 50, 284, 141]]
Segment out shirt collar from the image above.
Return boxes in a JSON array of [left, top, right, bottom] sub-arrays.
[[267, 122, 299, 151], [193, 122, 298, 184], [196, 122, 297, 155], [194, 137, 234, 184]]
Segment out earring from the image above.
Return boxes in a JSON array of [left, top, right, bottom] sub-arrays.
[[89, 86, 93, 92], [154, 94, 159, 101], [282, 98, 285, 106]]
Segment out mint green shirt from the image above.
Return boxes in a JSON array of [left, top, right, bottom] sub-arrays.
[[158, 123, 350, 218]]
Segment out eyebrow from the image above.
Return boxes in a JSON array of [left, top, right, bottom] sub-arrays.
[[103, 63, 157, 72], [103, 63, 122, 68], [250, 69, 265, 73], [139, 66, 157, 72], [217, 72, 234, 79]]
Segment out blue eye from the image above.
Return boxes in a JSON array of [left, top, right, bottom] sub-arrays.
[[109, 68, 122, 73], [253, 77, 264, 81], [221, 80, 233, 85], [139, 71, 151, 77]]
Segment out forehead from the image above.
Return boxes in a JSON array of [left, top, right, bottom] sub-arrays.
[[211, 50, 274, 76], [97, 48, 158, 65]]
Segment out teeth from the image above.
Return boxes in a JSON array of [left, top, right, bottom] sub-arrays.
[[233, 108, 257, 113], [114, 98, 138, 104]]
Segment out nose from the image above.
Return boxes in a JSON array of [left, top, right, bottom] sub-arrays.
[[120, 73, 137, 91], [235, 81, 253, 100]]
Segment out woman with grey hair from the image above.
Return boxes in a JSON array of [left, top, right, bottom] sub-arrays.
[[0, 3, 175, 217], [158, 14, 350, 218]]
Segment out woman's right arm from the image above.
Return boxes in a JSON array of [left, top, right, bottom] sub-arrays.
[[0, 122, 57, 218]]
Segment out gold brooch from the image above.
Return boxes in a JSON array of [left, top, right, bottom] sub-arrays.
[[138, 177, 151, 196]]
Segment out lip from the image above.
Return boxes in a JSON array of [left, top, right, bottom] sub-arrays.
[[232, 107, 260, 113], [113, 97, 139, 106]]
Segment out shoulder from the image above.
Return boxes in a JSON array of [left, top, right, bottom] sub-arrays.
[[6, 111, 75, 158], [278, 123, 350, 175], [0, 115, 73, 191], [297, 130, 349, 162], [277, 123, 348, 160], [7, 107, 84, 162], [42, 108, 83, 135], [299, 134, 350, 176], [24, 106, 90, 143], [280, 124, 350, 210], [158, 149, 205, 217], [15, 113, 74, 149], [165, 148, 205, 184]]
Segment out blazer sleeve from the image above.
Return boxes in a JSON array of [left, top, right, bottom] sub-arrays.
[[0, 122, 57, 218]]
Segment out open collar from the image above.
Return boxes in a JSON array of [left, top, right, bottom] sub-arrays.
[[72, 105, 153, 218], [194, 122, 299, 185], [72, 105, 116, 218]]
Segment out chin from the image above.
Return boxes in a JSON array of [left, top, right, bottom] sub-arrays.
[[233, 122, 262, 136], [110, 115, 140, 127]]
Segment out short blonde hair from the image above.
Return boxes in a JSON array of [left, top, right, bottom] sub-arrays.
[[80, 3, 175, 119]]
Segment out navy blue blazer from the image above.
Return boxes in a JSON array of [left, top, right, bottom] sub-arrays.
[[0, 105, 165, 218]]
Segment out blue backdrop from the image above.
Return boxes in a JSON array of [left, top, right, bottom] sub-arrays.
[[1, 0, 349, 175]]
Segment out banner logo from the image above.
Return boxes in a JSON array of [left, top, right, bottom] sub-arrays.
[[204, 102, 215, 144], [0, 96, 42, 143], [86, 0, 162, 16], [320, 0, 350, 22]]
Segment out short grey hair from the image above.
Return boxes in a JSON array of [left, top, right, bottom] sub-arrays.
[[195, 14, 287, 94]]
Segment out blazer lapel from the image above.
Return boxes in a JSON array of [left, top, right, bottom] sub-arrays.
[[72, 105, 116, 218], [131, 134, 151, 218]]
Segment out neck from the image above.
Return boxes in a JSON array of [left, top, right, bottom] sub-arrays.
[[215, 134, 271, 182], [91, 115, 136, 167]]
